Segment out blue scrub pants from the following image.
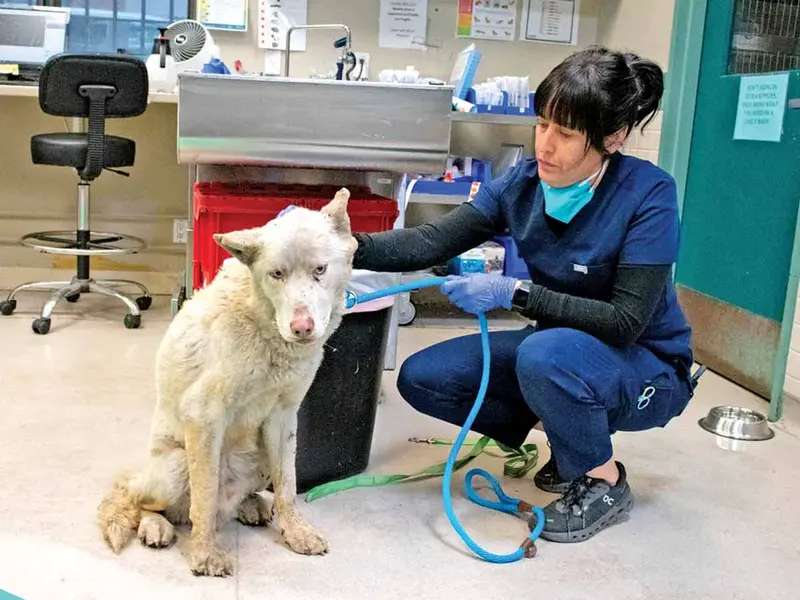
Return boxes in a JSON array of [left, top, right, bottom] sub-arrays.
[[397, 326, 694, 481]]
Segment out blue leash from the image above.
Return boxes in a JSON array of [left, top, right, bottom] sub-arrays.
[[345, 277, 545, 563]]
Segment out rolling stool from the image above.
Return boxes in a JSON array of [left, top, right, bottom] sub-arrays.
[[0, 54, 151, 335]]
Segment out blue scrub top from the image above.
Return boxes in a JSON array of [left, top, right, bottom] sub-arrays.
[[471, 153, 692, 369]]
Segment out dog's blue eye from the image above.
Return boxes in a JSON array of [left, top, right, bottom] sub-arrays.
[[314, 265, 327, 276], [270, 270, 284, 280]]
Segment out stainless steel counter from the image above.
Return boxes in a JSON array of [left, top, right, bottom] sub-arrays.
[[177, 73, 453, 174]]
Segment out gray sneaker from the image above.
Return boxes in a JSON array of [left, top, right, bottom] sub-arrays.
[[533, 455, 572, 494], [535, 461, 634, 543]]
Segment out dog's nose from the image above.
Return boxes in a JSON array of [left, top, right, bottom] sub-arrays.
[[290, 313, 315, 338]]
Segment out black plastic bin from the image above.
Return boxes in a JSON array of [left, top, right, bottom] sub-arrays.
[[295, 307, 392, 492]]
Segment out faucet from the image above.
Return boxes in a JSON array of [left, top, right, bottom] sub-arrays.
[[283, 24, 352, 79]]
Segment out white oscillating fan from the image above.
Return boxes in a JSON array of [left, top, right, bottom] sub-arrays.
[[163, 19, 219, 74]]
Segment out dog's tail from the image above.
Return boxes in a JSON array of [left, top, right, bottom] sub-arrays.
[[97, 477, 142, 553]]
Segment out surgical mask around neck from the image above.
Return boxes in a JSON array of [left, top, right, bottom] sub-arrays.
[[541, 161, 608, 224]]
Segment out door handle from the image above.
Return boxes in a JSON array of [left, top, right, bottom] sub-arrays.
[[789, 98, 800, 109]]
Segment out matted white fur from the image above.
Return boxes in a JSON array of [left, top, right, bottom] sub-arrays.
[[98, 189, 357, 577]]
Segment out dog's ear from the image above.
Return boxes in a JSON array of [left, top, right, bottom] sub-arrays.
[[321, 188, 351, 235], [213, 229, 260, 266]]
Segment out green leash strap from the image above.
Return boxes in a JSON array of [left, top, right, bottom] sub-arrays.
[[304, 436, 491, 503], [304, 436, 538, 503], [413, 437, 539, 479], [500, 443, 539, 478]]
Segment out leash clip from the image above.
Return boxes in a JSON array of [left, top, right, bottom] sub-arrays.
[[344, 289, 358, 309], [519, 537, 538, 559], [517, 499, 536, 518]]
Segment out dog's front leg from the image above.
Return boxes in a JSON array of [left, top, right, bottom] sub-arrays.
[[185, 418, 233, 576], [265, 400, 329, 555]]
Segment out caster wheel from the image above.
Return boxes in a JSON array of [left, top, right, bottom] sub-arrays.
[[32, 318, 51, 335], [0, 299, 16, 316], [124, 314, 141, 329], [398, 300, 417, 326], [66, 293, 80, 303], [135, 296, 152, 311]]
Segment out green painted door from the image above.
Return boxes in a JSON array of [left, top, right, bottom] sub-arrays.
[[676, 0, 800, 403]]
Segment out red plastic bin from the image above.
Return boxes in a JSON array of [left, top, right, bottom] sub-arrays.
[[193, 182, 398, 289]]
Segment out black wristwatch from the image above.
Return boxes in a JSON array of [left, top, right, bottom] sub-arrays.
[[511, 280, 532, 311]]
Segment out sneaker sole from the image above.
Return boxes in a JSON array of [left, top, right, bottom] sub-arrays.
[[534, 479, 572, 494], [539, 495, 634, 543]]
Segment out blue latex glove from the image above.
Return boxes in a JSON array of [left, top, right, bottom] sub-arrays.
[[441, 273, 518, 314], [202, 58, 231, 75]]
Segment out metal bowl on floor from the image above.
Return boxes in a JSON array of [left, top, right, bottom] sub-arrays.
[[698, 406, 774, 441]]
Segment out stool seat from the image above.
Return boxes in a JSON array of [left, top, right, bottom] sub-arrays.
[[31, 133, 135, 170]]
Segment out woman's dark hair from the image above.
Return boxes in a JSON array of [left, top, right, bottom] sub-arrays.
[[534, 46, 664, 153]]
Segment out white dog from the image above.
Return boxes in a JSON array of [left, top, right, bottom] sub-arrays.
[[98, 188, 357, 576]]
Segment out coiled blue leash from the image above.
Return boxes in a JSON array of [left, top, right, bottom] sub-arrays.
[[345, 277, 545, 563]]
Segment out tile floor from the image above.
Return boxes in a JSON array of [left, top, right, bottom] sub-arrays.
[[0, 292, 798, 600]]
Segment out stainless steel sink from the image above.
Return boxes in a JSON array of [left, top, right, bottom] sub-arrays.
[[177, 73, 453, 174]]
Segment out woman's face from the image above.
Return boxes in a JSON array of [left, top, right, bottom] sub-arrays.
[[535, 116, 607, 188]]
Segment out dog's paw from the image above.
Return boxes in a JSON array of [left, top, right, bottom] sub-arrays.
[[281, 520, 329, 556], [190, 544, 234, 577], [138, 513, 175, 548], [237, 494, 272, 527]]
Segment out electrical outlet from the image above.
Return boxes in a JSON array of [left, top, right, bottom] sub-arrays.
[[353, 52, 370, 81], [173, 219, 188, 244]]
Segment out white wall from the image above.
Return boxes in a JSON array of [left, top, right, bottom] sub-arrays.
[[623, 111, 663, 164], [596, 0, 676, 70], [600, 0, 676, 164], [212, 0, 675, 83], [215, 0, 602, 85]]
